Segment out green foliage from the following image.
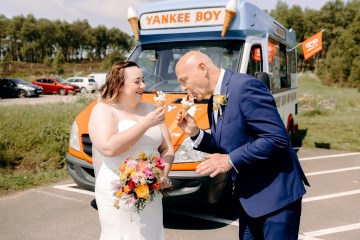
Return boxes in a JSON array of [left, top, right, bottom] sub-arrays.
[[297, 72, 360, 151], [0, 14, 134, 63], [0, 99, 94, 194], [101, 49, 126, 69], [269, 0, 360, 88], [53, 51, 65, 74]]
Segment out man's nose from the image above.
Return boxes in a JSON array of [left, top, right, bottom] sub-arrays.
[[181, 86, 187, 92]]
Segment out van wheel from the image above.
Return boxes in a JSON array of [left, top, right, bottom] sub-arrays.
[[80, 87, 88, 94], [59, 88, 66, 95], [18, 90, 27, 98]]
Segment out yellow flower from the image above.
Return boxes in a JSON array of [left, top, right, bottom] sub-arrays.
[[137, 151, 147, 160], [115, 190, 123, 198], [213, 94, 228, 110], [135, 184, 150, 199], [120, 173, 127, 181]]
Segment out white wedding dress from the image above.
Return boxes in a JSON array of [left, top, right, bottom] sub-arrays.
[[93, 105, 165, 240]]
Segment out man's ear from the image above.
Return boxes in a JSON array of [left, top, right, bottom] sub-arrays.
[[198, 62, 207, 77]]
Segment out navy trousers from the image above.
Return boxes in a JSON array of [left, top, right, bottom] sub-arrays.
[[238, 198, 302, 240]]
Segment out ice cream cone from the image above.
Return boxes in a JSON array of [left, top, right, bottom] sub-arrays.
[[128, 17, 139, 41], [221, 9, 236, 37], [153, 89, 166, 108], [155, 100, 166, 108], [180, 106, 191, 121], [179, 95, 194, 125]]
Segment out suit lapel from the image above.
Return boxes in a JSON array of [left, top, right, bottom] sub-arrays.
[[215, 70, 232, 146], [208, 96, 216, 133]]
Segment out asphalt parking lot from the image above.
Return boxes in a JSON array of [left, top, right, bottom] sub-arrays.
[[0, 147, 359, 240]]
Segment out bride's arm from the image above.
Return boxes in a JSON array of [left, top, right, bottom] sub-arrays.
[[89, 102, 164, 157], [158, 122, 174, 177]]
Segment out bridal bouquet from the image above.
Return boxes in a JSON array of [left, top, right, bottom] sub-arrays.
[[111, 151, 166, 212]]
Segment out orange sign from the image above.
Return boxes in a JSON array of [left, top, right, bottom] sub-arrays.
[[302, 31, 323, 60], [253, 43, 276, 63]]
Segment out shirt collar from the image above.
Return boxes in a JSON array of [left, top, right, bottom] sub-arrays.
[[213, 68, 225, 95]]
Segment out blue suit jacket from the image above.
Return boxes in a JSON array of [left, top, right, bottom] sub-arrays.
[[195, 70, 309, 218]]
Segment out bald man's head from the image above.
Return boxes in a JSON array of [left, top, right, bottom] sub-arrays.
[[175, 51, 221, 100], [176, 51, 212, 74]]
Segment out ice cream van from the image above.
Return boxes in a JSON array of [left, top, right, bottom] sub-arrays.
[[66, 0, 299, 211]]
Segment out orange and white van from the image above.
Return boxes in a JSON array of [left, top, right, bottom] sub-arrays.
[[66, 0, 299, 208]]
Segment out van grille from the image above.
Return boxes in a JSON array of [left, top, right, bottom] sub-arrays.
[[81, 134, 93, 157], [173, 98, 209, 104]]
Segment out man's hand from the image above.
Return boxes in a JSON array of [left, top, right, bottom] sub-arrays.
[[176, 109, 199, 137], [196, 154, 232, 178]]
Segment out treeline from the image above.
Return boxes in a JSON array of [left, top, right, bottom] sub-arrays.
[[0, 0, 360, 87], [269, 0, 360, 87], [0, 14, 134, 63]]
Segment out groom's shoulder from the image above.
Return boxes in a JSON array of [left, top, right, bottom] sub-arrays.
[[226, 71, 257, 86]]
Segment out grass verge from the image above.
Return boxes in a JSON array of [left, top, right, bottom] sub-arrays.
[[0, 94, 96, 195], [295, 72, 360, 151]]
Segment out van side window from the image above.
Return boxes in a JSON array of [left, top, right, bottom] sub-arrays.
[[247, 45, 262, 76], [268, 40, 290, 91]]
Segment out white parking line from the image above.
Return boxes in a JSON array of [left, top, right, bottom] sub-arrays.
[[303, 223, 360, 237], [300, 152, 360, 161], [303, 189, 360, 202], [306, 166, 360, 176], [53, 184, 95, 196]]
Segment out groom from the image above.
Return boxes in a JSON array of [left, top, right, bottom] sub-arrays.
[[175, 51, 309, 239]]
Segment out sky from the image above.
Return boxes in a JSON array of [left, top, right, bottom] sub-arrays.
[[1, 0, 335, 34]]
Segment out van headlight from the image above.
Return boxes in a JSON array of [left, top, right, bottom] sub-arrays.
[[174, 136, 208, 163], [69, 121, 80, 152]]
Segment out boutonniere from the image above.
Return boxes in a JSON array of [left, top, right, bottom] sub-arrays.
[[212, 94, 228, 119]]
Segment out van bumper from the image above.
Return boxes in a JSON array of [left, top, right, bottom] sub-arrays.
[[66, 153, 95, 191], [164, 170, 227, 207]]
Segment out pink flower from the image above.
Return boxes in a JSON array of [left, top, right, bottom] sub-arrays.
[[136, 160, 149, 172], [143, 167, 155, 179], [154, 157, 165, 170]]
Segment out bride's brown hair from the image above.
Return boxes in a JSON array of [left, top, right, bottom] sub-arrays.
[[100, 61, 139, 104]]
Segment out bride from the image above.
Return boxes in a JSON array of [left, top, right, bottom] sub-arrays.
[[88, 61, 174, 240]]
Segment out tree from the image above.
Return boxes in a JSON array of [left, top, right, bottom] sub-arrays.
[[53, 51, 65, 74]]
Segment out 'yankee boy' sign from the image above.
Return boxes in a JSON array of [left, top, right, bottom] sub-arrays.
[[140, 8, 225, 30]]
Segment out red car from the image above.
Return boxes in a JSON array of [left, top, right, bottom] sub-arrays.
[[32, 77, 80, 95]]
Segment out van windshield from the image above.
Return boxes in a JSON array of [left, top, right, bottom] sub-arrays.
[[128, 41, 244, 93]]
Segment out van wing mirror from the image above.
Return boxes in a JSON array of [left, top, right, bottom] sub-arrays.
[[255, 72, 270, 89]]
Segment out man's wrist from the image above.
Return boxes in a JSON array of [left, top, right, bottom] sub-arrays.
[[190, 129, 201, 140]]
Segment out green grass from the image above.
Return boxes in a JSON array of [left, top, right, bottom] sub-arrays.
[[0, 95, 96, 195], [296, 72, 360, 151]]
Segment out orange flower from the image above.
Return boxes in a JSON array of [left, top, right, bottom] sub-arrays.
[[151, 182, 161, 190], [120, 163, 126, 173], [123, 185, 132, 194], [135, 184, 150, 199]]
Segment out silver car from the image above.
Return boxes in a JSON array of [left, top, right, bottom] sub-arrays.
[[65, 77, 98, 93]]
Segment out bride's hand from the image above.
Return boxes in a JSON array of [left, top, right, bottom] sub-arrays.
[[143, 107, 166, 128], [160, 176, 172, 190]]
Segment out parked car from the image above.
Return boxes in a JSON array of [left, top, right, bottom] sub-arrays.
[[32, 77, 80, 95], [87, 73, 107, 88], [0, 78, 43, 98], [65, 77, 98, 94]]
